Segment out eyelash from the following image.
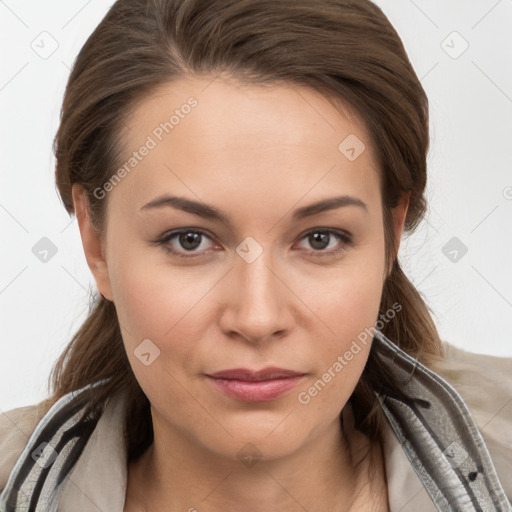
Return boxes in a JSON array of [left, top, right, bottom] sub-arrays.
[[153, 227, 353, 259]]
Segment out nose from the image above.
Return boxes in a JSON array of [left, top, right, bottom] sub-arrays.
[[219, 247, 293, 345]]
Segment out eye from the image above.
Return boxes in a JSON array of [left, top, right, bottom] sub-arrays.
[[154, 227, 353, 258], [155, 228, 217, 258], [295, 228, 352, 257]]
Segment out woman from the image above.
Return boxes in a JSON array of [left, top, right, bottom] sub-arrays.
[[0, 0, 510, 510]]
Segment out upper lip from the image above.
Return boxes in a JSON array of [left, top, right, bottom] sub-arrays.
[[206, 367, 305, 381]]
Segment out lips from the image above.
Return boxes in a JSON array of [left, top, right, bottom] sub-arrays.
[[207, 367, 305, 381], [205, 367, 306, 402]]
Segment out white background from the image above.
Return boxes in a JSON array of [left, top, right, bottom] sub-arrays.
[[1, 0, 511, 412]]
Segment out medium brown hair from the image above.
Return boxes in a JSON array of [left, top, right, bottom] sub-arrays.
[[50, 0, 443, 461]]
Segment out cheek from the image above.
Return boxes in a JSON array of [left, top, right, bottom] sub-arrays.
[[108, 256, 211, 410], [311, 274, 382, 386], [303, 235, 385, 387], [108, 250, 223, 365], [307, 236, 386, 346], [294, 265, 384, 418], [111, 251, 216, 340]]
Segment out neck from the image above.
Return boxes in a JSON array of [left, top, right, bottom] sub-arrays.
[[125, 409, 388, 512]]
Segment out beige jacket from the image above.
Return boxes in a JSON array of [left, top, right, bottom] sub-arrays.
[[1, 338, 511, 511]]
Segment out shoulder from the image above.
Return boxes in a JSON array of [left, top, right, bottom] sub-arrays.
[[431, 343, 512, 499], [0, 400, 51, 492], [432, 343, 512, 424]]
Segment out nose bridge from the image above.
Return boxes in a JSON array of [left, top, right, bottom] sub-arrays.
[[236, 237, 279, 311], [225, 236, 289, 342]]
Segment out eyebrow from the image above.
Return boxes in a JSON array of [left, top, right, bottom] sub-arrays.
[[140, 194, 368, 228]]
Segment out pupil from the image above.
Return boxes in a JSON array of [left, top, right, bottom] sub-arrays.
[[180, 232, 201, 250], [310, 232, 329, 250]]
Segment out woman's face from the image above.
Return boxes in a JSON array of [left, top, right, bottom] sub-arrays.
[[79, 75, 403, 462]]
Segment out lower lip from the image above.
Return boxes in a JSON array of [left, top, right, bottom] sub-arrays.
[[206, 375, 305, 402]]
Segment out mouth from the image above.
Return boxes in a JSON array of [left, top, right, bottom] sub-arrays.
[[205, 367, 307, 402]]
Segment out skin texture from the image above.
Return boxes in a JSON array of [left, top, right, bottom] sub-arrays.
[[73, 75, 409, 511]]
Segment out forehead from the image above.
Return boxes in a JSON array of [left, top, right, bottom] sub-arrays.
[[110, 75, 381, 213]]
